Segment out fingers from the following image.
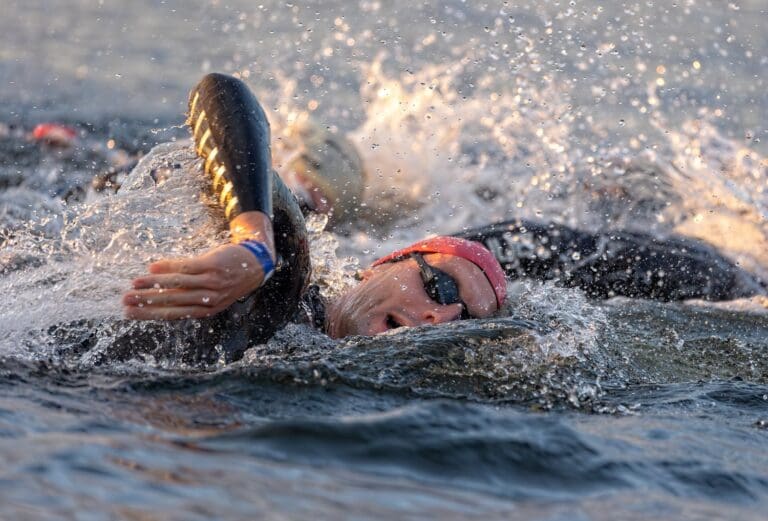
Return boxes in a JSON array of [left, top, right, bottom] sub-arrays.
[[122, 288, 230, 320], [131, 272, 219, 290], [148, 257, 211, 275], [123, 244, 265, 321], [124, 304, 220, 321], [123, 288, 222, 308]]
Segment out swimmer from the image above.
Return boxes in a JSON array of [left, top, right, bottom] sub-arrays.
[[273, 115, 366, 225], [121, 73, 765, 360], [121, 73, 504, 350]]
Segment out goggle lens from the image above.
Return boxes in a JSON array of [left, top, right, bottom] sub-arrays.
[[411, 253, 471, 319]]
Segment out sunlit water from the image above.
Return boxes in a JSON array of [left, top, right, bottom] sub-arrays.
[[1, 1, 768, 519]]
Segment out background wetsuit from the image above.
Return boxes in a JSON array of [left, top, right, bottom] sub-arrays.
[[455, 220, 766, 301]]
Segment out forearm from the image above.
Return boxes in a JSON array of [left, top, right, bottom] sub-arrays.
[[124, 73, 311, 323], [229, 211, 276, 261]]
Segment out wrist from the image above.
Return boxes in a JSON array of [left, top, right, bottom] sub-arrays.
[[238, 239, 276, 284], [230, 211, 275, 260]]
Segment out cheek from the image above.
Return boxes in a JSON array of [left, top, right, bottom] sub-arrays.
[[333, 285, 383, 334], [466, 292, 498, 318], [470, 303, 495, 318], [366, 319, 389, 336]]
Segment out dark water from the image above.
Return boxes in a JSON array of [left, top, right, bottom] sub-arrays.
[[2, 340, 768, 519], [2, 1, 768, 519]]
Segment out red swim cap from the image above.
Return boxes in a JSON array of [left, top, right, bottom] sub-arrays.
[[31, 123, 77, 147], [372, 236, 507, 308]]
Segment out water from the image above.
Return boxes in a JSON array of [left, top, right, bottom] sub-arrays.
[[2, 0, 768, 519]]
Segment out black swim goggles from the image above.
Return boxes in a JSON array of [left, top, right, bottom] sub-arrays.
[[410, 253, 471, 319]]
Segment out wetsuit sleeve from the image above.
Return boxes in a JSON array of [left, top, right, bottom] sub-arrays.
[[454, 219, 765, 301], [183, 73, 312, 361], [187, 72, 272, 220]]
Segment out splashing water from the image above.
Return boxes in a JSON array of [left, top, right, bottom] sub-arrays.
[[323, 55, 768, 290], [0, 145, 203, 348], [3, 3, 768, 518], [0, 0, 766, 403], [1, 52, 767, 400]]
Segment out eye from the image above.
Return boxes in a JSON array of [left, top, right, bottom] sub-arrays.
[[385, 315, 402, 330]]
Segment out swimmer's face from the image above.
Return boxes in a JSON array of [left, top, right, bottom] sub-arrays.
[[326, 253, 499, 338]]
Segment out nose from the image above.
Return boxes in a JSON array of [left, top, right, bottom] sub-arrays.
[[421, 303, 464, 325]]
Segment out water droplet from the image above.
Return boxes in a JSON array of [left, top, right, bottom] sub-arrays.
[[202, 296, 210, 303]]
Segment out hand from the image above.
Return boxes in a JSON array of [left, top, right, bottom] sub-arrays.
[[123, 242, 272, 320]]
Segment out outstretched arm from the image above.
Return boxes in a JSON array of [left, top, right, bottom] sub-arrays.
[[123, 211, 275, 320], [122, 73, 310, 326], [123, 73, 278, 320]]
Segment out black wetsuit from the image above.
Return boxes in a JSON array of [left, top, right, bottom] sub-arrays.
[[456, 220, 765, 301]]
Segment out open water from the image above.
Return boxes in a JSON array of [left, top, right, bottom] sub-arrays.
[[1, 1, 768, 519]]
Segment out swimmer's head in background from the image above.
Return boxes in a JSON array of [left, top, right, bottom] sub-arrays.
[[280, 117, 367, 223], [372, 236, 507, 310]]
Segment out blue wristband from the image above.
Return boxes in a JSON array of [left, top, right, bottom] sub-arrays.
[[239, 239, 276, 284]]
